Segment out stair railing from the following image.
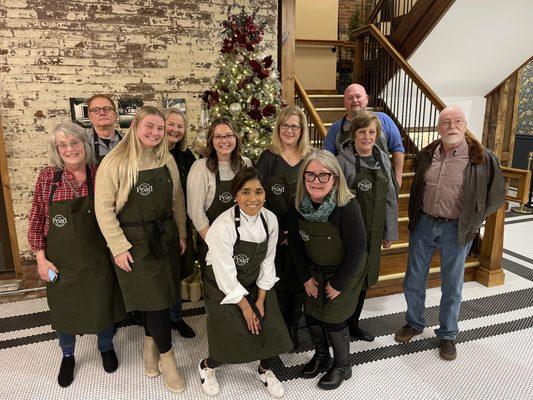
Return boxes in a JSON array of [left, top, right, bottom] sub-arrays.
[[294, 75, 328, 148], [368, 0, 418, 36]]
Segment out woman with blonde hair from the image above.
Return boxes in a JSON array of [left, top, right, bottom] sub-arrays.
[[95, 106, 188, 394], [256, 105, 313, 348], [287, 150, 366, 390], [165, 108, 196, 338], [28, 122, 125, 387], [186, 117, 252, 271]]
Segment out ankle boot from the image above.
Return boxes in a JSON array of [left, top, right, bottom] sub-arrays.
[[289, 325, 300, 350], [159, 348, 185, 393], [301, 324, 332, 379], [143, 336, 160, 378], [318, 327, 352, 390]]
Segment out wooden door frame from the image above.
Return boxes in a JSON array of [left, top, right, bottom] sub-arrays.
[[0, 115, 22, 277]]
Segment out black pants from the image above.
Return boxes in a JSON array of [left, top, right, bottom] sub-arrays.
[[347, 289, 367, 325], [141, 308, 172, 354], [305, 314, 346, 332], [205, 357, 275, 370], [276, 290, 305, 328]]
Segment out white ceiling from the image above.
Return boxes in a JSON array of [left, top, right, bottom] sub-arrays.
[[409, 0, 533, 97]]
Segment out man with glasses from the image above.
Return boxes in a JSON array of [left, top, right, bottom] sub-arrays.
[[394, 106, 504, 360], [87, 94, 122, 165], [323, 83, 405, 187]]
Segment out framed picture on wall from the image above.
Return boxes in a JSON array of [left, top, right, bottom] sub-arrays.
[[162, 97, 186, 111], [118, 98, 144, 129], [69, 98, 91, 128]]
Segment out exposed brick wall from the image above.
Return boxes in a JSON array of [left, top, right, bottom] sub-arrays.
[[0, 0, 278, 261], [338, 0, 375, 38]]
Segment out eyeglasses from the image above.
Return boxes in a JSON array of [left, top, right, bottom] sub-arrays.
[[56, 140, 83, 151], [213, 134, 236, 142], [89, 106, 115, 114], [304, 171, 334, 183], [440, 118, 465, 127], [280, 124, 301, 132]]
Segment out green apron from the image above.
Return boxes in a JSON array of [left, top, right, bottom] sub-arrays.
[[264, 155, 302, 293], [46, 166, 126, 334], [352, 153, 388, 289], [298, 214, 366, 324], [204, 205, 293, 363], [116, 166, 180, 312], [197, 171, 235, 271], [335, 115, 388, 154]]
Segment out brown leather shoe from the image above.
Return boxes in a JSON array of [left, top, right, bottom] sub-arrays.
[[439, 339, 457, 360], [394, 324, 423, 343]]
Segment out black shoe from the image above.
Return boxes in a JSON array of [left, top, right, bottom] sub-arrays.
[[58, 356, 75, 387], [301, 325, 332, 379], [171, 319, 196, 338], [289, 326, 299, 350], [101, 349, 119, 373], [318, 327, 351, 390], [348, 324, 374, 342]]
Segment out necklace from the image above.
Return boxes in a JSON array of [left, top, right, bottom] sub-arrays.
[[281, 149, 301, 166], [63, 171, 86, 198]]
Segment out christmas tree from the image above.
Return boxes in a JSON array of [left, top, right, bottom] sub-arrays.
[[201, 5, 281, 161]]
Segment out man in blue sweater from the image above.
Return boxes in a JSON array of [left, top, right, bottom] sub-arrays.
[[323, 84, 405, 186]]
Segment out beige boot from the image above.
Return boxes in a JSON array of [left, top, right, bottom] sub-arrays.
[[159, 348, 185, 393], [143, 336, 160, 378]]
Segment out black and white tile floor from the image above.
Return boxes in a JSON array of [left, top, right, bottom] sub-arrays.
[[1, 212, 532, 400]]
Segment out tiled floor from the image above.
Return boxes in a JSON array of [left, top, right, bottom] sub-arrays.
[[1, 212, 532, 400]]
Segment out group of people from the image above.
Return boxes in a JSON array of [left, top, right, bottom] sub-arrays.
[[27, 83, 504, 398]]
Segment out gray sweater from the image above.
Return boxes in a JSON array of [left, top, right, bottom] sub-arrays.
[[337, 140, 398, 242]]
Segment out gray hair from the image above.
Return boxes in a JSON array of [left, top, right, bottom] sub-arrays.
[[49, 122, 96, 169], [294, 149, 355, 208]]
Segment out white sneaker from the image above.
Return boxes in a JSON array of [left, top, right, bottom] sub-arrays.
[[198, 360, 220, 397], [256, 369, 285, 398]]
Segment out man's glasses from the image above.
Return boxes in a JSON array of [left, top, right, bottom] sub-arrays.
[[304, 171, 334, 183], [89, 106, 115, 114]]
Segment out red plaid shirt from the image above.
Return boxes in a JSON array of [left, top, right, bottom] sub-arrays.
[[27, 165, 97, 251]]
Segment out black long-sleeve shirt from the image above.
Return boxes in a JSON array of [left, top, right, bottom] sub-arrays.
[[287, 198, 367, 292]]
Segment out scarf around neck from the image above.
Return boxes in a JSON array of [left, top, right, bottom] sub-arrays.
[[298, 189, 337, 222]]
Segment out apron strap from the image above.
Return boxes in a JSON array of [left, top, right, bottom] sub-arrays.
[[233, 205, 269, 243], [92, 130, 100, 159], [48, 169, 63, 205], [215, 171, 221, 185], [270, 155, 279, 178], [336, 115, 349, 151], [86, 164, 94, 198]]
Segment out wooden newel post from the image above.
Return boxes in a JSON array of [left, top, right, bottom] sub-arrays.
[[475, 203, 506, 287], [352, 38, 364, 85], [281, 0, 295, 106]]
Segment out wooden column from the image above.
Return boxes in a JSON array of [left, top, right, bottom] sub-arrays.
[[353, 38, 364, 85], [280, 0, 295, 105], [475, 204, 506, 287], [0, 115, 22, 276]]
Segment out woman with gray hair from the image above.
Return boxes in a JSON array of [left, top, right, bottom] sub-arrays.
[[28, 121, 125, 388], [287, 150, 366, 390]]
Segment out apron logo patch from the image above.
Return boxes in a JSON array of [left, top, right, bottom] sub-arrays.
[[136, 183, 153, 196], [358, 180, 372, 192], [233, 254, 249, 266], [219, 192, 233, 203], [299, 229, 310, 241], [52, 214, 67, 227], [271, 183, 285, 195]]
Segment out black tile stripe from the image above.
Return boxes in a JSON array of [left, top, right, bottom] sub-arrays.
[[0, 311, 50, 334], [0, 332, 57, 350], [503, 249, 533, 266], [504, 216, 533, 225], [502, 258, 533, 282]]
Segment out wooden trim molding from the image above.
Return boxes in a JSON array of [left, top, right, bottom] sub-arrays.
[[281, 0, 295, 105], [0, 115, 22, 277]]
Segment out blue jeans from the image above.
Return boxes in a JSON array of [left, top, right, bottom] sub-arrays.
[[403, 214, 473, 340], [170, 296, 183, 322], [58, 325, 116, 355]]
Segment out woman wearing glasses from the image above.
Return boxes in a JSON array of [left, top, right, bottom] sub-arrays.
[[186, 117, 252, 273], [287, 150, 366, 390], [256, 105, 313, 349], [337, 112, 398, 342], [95, 106, 188, 393], [198, 167, 292, 398], [28, 122, 126, 387]]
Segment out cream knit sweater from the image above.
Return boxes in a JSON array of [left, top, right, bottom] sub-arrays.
[[95, 149, 187, 257]]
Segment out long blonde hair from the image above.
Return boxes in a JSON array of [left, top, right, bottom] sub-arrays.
[[100, 106, 168, 200], [294, 150, 354, 208], [270, 105, 314, 158], [165, 108, 188, 151]]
